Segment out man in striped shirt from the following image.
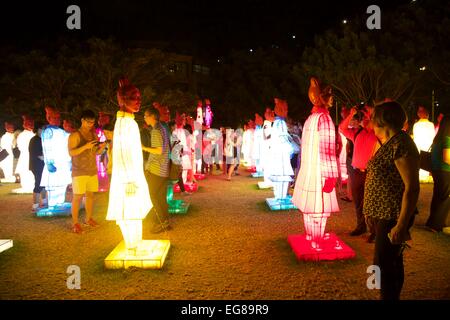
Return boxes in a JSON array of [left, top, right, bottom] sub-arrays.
[[142, 107, 171, 233]]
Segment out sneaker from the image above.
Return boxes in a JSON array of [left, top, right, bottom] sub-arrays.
[[72, 223, 83, 234], [84, 219, 99, 227], [32, 204, 39, 213]]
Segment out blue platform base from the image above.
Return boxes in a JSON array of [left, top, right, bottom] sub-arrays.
[[35, 203, 72, 217], [266, 196, 297, 211], [251, 172, 264, 178]]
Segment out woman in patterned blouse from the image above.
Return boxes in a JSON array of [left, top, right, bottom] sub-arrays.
[[363, 101, 420, 300]]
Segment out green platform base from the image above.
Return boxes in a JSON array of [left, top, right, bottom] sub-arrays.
[[168, 199, 190, 214]]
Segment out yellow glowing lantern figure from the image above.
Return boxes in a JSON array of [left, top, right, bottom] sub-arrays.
[[1, 122, 17, 183], [290, 78, 355, 260], [413, 106, 436, 182], [13, 116, 36, 193], [105, 77, 169, 269]]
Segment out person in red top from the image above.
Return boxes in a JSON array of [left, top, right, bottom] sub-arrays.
[[339, 105, 379, 239]]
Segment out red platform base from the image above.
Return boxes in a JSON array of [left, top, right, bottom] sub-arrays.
[[288, 233, 356, 261], [173, 182, 198, 193], [194, 173, 206, 180], [245, 166, 257, 173]]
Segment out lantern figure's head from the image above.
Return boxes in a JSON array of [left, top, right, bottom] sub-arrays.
[[255, 113, 264, 126], [308, 77, 333, 109], [117, 77, 141, 114], [248, 119, 256, 130], [274, 98, 288, 118], [186, 115, 195, 130], [417, 106, 429, 120], [175, 112, 186, 128], [154, 103, 170, 123], [45, 106, 61, 126], [22, 115, 34, 131], [63, 119, 76, 133], [4, 122, 15, 133], [98, 112, 111, 127], [264, 107, 275, 122]]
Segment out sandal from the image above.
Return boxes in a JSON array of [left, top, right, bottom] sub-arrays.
[[72, 223, 83, 234], [84, 219, 99, 227]]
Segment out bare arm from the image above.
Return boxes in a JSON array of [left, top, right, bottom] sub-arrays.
[[390, 155, 420, 243], [338, 108, 358, 142]]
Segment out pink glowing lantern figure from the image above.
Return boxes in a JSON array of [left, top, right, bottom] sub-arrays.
[[172, 112, 193, 185], [413, 106, 436, 183], [290, 78, 355, 261], [95, 112, 111, 192], [40, 106, 72, 209], [0, 122, 17, 183], [204, 99, 213, 129], [193, 101, 205, 178], [13, 116, 36, 193]]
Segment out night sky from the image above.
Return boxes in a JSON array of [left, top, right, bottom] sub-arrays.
[[1, 0, 411, 56]]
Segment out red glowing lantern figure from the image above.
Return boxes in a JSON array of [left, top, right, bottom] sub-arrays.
[[290, 78, 355, 261]]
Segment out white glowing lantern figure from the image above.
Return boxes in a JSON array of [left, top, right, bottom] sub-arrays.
[[252, 124, 264, 174], [413, 119, 436, 181], [40, 126, 72, 207], [267, 117, 294, 199], [259, 119, 273, 188], [106, 111, 152, 251], [193, 120, 203, 174], [13, 129, 36, 193], [196, 104, 204, 125], [0, 130, 16, 183]]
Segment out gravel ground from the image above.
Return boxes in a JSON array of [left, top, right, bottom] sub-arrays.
[[0, 168, 449, 300]]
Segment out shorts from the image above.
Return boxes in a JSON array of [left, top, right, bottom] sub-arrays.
[[72, 175, 99, 195]]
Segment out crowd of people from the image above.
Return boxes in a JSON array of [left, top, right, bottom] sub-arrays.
[[0, 76, 448, 300]]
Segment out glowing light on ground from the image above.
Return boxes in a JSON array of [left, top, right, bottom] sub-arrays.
[[0, 240, 13, 253], [104, 240, 170, 269]]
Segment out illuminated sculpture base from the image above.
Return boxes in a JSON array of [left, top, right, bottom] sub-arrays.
[[11, 188, 33, 194], [288, 233, 356, 261], [246, 166, 257, 173], [0, 177, 17, 183], [266, 196, 297, 211], [419, 176, 433, 184], [173, 182, 198, 193], [251, 172, 264, 178], [35, 203, 72, 217], [194, 173, 206, 181], [104, 240, 170, 269], [443, 227, 450, 235], [258, 181, 273, 189], [167, 182, 190, 214], [0, 240, 13, 253]]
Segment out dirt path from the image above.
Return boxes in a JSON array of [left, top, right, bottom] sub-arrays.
[[0, 169, 449, 300]]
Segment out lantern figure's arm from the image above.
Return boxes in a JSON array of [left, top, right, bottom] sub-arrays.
[[318, 115, 339, 180], [41, 127, 57, 172]]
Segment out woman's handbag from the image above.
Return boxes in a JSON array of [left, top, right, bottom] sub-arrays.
[[419, 148, 432, 172]]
